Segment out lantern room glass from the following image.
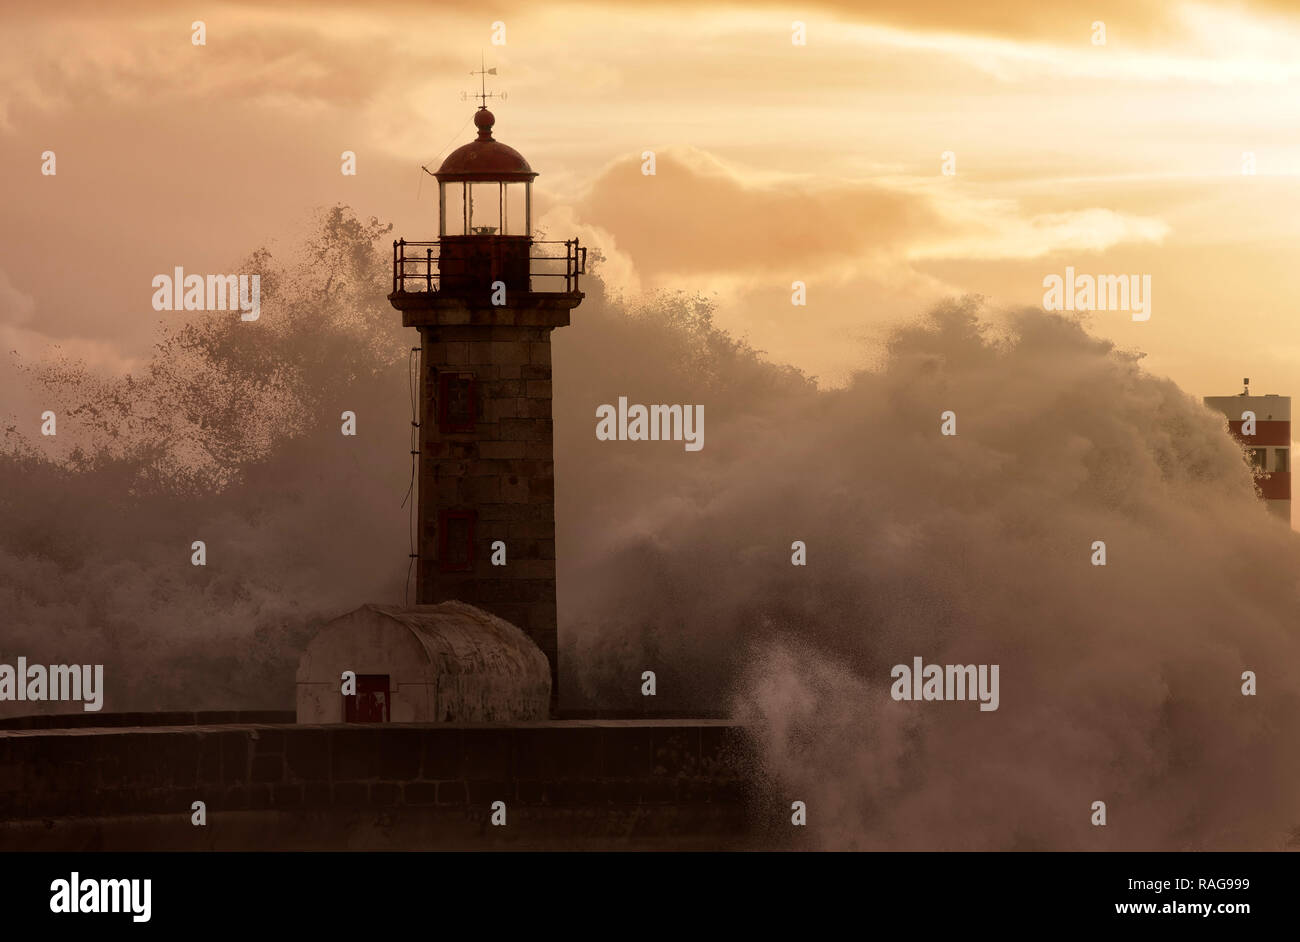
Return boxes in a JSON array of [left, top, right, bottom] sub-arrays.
[[439, 181, 531, 237]]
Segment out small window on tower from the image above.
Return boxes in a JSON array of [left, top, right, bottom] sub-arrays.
[[1276, 448, 1289, 473], [1249, 448, 1267, 469], [439, 510, 476, 572], [438, 372, 477, 433]]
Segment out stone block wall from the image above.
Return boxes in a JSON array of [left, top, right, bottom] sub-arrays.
[[417, 324, 561, 697], [0, 721, 756, 848]]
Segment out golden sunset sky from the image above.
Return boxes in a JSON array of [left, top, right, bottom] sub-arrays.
[[1, 0, 1298, 409]]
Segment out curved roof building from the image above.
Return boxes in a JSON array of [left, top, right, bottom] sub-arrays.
[[296, 601, 551, 723]]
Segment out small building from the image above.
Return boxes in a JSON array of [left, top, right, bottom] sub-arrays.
[[1204, 379, 1291, 523], [296, 602, 550, 723]]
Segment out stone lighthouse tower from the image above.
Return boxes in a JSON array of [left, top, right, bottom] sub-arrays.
[[387, 103, 586, 708]]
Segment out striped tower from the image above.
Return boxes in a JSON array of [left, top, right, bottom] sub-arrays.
[[1205, 380, 1291, 523]]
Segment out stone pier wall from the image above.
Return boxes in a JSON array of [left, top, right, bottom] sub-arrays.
[[0, 720, 759, 850]]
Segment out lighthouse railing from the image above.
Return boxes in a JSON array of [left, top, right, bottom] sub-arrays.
[[391, 239, 585, 295]]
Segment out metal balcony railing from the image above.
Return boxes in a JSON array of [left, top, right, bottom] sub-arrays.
[[391, 238, 586, 295]]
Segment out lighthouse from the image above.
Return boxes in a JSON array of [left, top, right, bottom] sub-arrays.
[[386, 101, 586, 708], [296, 91, 584, 723]]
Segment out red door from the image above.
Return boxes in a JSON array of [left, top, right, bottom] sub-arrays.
[[344, 674, 390, 722]]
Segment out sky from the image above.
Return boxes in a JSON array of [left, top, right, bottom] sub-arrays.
[[1, 0, 1298, 408]]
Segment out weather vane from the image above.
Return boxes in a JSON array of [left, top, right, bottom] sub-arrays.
[[461, 52, 507, 109], [423, 55, 509, 180]]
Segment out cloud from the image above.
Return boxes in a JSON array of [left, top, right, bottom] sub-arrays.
[[0, 17, 465, 120], [572, 149, 938, 281], [623, 0, 1300, 44], [571, 149, 1170, 283], [913, 204, 1171, 260]]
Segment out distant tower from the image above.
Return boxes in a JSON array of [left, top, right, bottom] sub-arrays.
[[388, 98, 586, 709], [1204, 378, 1291, 523]]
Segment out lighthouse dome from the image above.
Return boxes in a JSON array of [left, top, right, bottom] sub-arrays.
[[435, 108, 537, 182]]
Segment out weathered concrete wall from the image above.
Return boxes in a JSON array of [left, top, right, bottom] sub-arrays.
[[0, 721, 757, 850]]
